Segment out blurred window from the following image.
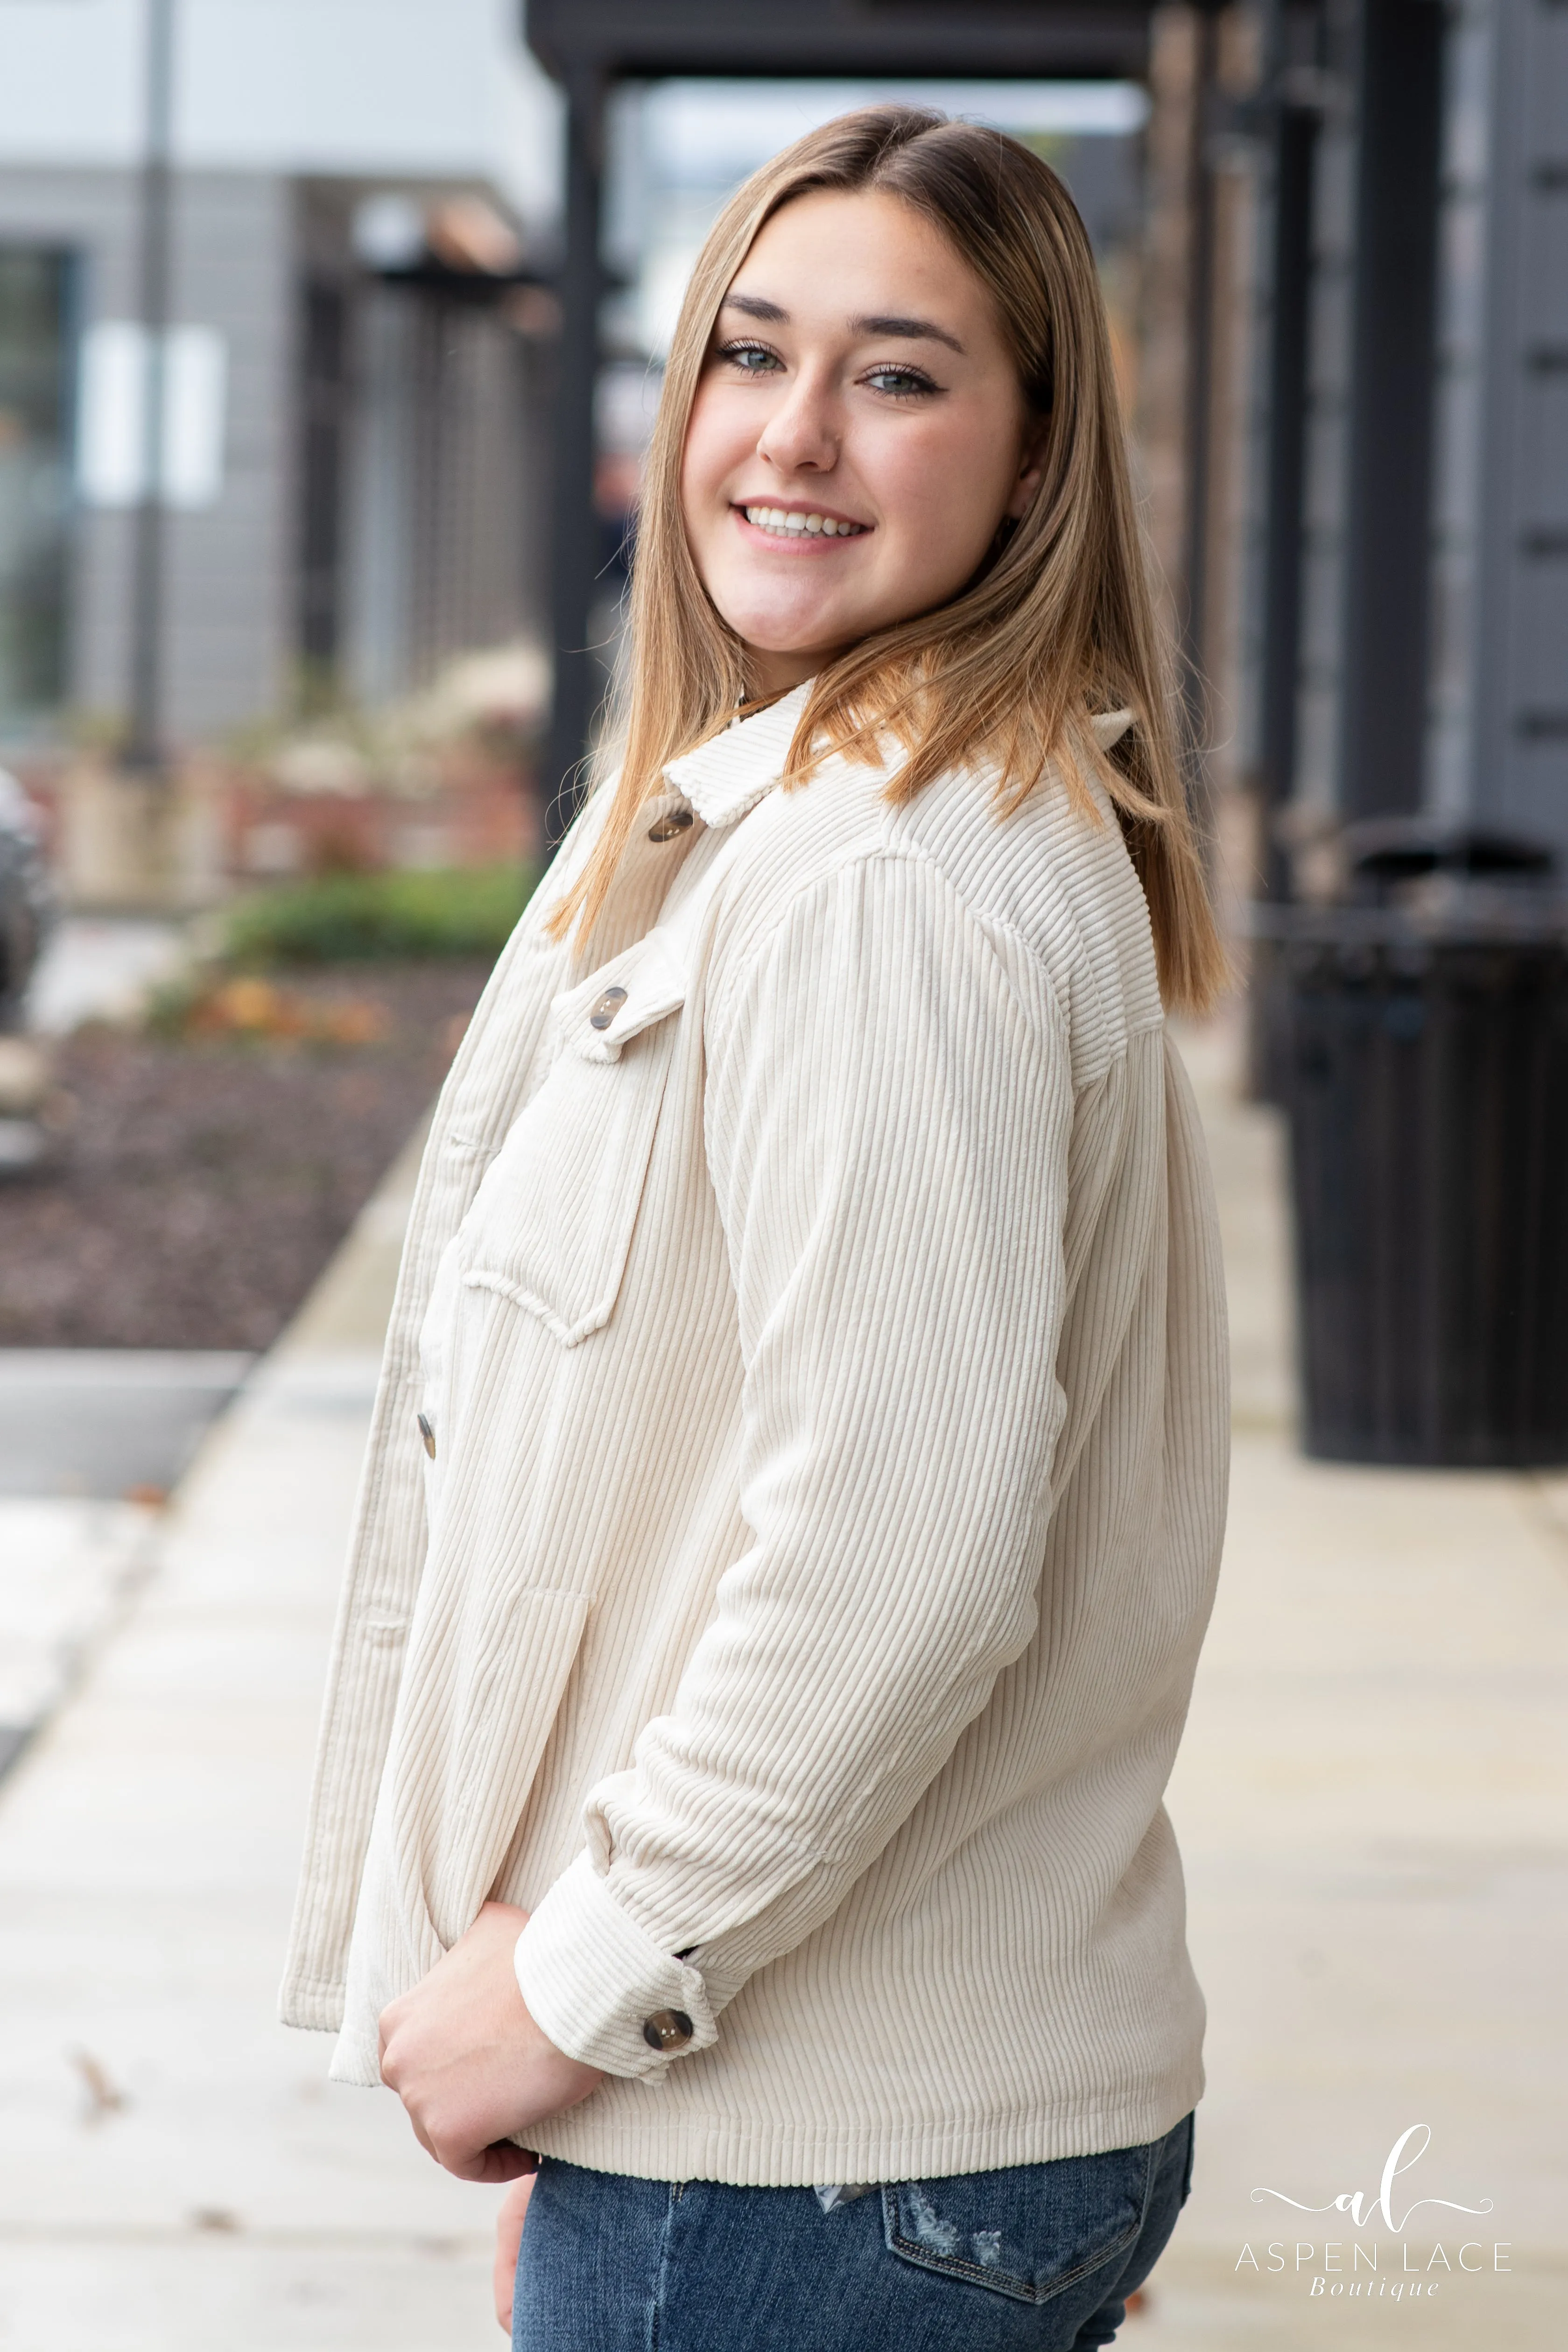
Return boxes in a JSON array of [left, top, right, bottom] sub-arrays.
[[0, 248, 73, 734], [76, 322, 227, 510]]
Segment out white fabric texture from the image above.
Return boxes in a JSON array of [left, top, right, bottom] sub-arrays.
[[279, 683, 1230, 2186]]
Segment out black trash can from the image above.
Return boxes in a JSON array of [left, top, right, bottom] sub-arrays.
[[1255, 827, 1568, 1468]]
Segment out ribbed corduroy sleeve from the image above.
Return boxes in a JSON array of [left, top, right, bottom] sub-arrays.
[[514, 850, 1079, 2076]]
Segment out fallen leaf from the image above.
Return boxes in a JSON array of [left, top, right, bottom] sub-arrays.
[[70, 2047, 127, 2121]]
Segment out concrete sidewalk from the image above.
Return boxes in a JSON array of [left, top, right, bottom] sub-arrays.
[[1141, 1020, 1568, 2350], [0, 1022, 1563, 2348], [0, 1123, 510, 2348]]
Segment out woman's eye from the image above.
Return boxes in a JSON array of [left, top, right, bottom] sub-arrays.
[[719, 342, 783, 376], [863, 365, 938, 399]]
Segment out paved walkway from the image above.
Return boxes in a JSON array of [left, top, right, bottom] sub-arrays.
[[0, 1021, 1563, 2348], [0, 1124, 508, 2349], [25, 915, 191, 1036], [1143, 1019, 1568, 2350]]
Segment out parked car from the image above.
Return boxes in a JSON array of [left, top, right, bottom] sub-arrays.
[[0, 769, 51, 1030], [0, 770, 56, 1172]]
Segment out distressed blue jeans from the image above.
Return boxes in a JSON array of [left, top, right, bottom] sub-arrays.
[[512, 2111, 1194, 2351]]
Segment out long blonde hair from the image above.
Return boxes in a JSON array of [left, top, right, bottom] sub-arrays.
[[548, 106, 1225, 1014]]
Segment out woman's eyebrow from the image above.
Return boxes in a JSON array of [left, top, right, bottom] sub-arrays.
[[720, 292, 965, 356], [850, 312, 965, 355]]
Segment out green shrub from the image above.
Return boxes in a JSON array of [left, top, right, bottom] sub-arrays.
[[223, 864, 536, 967]]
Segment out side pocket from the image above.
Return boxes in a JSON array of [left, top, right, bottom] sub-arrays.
[[422, 1583, 593, 1948], [882, 2141, 1155, 2308]]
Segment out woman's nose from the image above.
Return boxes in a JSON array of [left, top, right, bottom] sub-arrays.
[[754, 376, 839, 474]]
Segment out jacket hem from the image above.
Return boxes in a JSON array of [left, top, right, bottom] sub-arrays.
[[278, 1972, 346, 2033], [520, 2062, 1205, 2188]]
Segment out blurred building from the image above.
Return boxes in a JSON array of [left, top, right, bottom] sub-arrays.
[[0, 0, 562, 752], [5, 0, 1561, 879], [1242, 0, 1568, 878]]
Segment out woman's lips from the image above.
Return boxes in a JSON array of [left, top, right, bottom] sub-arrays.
[[735, 503, 870, 543]]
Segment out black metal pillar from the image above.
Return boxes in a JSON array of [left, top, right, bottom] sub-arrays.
[[126, 0, 176, 776], [1255, 72, 1320, 896], [1179, 4, 1222, 739], [1336, 0, 1444, 821], [543, 69, 607, 850], [1247, 7, 1327, 1102]]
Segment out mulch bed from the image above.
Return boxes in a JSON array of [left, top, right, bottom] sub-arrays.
[[0, 962, 492, 1350]]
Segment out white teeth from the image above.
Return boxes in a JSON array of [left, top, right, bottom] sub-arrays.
[[743, 505, 864, 538]]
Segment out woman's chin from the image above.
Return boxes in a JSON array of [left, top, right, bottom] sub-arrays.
[[718, 603, 851, 668]]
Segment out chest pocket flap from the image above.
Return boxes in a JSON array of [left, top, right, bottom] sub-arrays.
[[455, 932, 688, 1346]]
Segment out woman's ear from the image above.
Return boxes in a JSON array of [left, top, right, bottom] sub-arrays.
[[1005, 420, 1050, 522]]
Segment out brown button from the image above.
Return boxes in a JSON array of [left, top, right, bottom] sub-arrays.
[[589, 985, 628, 1031], [641, 2008, 694, 2052], [416, 1411, 436, 1459], [647, 808, 694, 843]]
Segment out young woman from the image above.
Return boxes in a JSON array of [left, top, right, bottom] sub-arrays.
[[281, 107, 1230, 2351]]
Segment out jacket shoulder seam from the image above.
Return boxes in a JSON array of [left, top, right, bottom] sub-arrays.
[[710, 839, 1072, 1058]]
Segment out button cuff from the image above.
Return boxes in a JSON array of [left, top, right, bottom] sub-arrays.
[[513, 1851, 716, 2079], [641, 2008, 694, 2052]]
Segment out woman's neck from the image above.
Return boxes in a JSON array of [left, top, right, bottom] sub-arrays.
[[744, 645, 838, 697]]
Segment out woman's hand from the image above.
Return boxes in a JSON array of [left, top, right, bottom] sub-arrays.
[[378, 1901, 605, 2182], [493, 2167, 537, 2335]]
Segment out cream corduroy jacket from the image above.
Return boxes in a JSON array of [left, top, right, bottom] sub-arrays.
[[280, 682, 1229, 2188]]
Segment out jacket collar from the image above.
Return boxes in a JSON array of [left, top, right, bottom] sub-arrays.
[[659, 687, 1135, 830], [662, 681, 815, 830]]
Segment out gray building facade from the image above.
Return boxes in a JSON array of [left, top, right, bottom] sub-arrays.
[[1442, 0, 1568, 855], [1257, 0, 1568, 871], [0, 160, 550, 753]]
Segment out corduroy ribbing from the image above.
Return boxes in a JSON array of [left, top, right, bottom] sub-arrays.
[[280, 684, 1230, 2185]]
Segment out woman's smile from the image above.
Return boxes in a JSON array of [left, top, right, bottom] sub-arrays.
[[735, 502, 871, 543]]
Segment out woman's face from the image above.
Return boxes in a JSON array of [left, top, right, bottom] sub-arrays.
[[681, 189, 1044, 695]]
